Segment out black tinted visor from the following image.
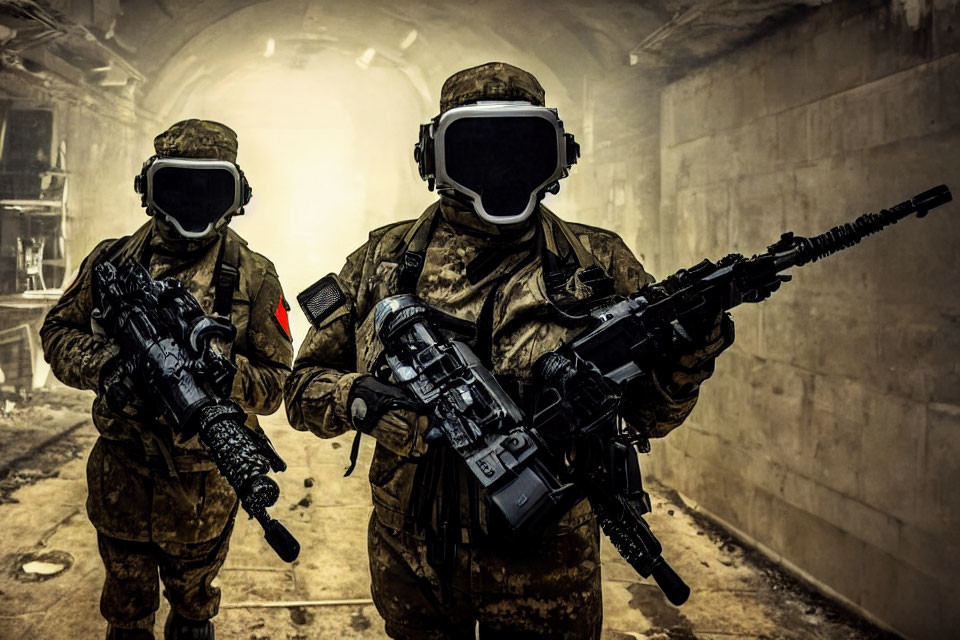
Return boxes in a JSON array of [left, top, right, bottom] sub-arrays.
[[443, 116, 559, 218], [151, 166, 237, 233]]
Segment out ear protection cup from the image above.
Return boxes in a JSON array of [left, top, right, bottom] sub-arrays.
[[565, 133, 580, 167], [134, 155, 158, 211], [235, 166, 252, 215], [414, 121, 437, 191]]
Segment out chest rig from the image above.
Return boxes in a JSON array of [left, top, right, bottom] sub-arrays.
[[385, 205, 617, 556], [100, 230, 241, 321], [91, 228, 244, 480], [392, 204, 616, 353]]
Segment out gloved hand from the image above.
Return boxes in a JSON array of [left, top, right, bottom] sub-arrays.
[[533, 352, 616, 442], [348, 375, 426, 435], [98, 351, 148, 418], [657, 310, 735, 396]]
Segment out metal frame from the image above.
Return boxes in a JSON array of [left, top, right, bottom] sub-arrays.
[[0, 102, 68, 293]]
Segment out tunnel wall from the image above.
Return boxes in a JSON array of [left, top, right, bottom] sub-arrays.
[[574, 69, 662, 272], [639, 2, 960, 638]]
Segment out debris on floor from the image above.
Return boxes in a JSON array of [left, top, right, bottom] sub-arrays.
[[0, 397, 902, 639]]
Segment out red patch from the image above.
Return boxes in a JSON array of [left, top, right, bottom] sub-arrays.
[[274, 296, 291, 340]]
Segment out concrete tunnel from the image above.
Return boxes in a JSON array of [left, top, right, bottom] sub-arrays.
[[0, 0, 958, 638]]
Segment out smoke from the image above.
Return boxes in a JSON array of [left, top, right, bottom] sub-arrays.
[[170, 49, 436, 344]]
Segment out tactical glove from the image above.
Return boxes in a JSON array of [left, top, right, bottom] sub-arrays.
[[532, 352, 615, 442], [657, 310, 735, 396], [347, 375, 425, 435], [98, 351, 148, 417]]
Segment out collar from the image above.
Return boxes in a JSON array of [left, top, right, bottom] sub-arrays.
[[438, 197, 537, 243], [149, 217, 223, 256]]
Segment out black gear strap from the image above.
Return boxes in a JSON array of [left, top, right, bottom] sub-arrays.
[[396, 203, 443, 294], [213, 234, 240, 319], [89, 235, 132, 312]]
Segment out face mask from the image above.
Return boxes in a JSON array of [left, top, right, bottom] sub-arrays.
[[415, 102, 580, 225], [134, 157, 251, 238]]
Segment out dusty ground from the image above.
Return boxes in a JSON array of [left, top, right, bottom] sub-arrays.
[[0, 392, 899, 640]]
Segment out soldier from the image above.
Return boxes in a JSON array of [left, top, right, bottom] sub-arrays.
[[284, 63, 732, 639], [40, 120, 294, 640]]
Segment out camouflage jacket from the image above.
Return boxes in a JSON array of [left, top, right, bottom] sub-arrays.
[[40, 219, 293, 542], [285, 200, 698, 539]]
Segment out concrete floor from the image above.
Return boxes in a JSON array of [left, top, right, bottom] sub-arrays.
[[0, 391, 897, 639]]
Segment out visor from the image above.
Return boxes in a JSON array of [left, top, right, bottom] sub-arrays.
[[429, 103, 576, 225], [145, 158, 243, 238]]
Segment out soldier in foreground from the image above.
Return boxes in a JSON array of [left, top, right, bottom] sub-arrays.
[[40, 120, 294, 640], [285, 63, 732, 639]]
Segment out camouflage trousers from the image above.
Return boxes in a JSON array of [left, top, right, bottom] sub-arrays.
[[97, 514, 235, 636], [368, 512, 603, 640]]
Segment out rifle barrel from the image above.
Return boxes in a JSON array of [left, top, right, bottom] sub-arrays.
[[793, 185, 952, 267]]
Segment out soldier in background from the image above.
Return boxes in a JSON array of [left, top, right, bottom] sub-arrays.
[[285, 63, 732, 639], [40, 120, 293, 640]]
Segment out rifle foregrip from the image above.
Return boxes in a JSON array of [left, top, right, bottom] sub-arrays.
[[650, 557, 690, 606], [244, 475, 281, 512]]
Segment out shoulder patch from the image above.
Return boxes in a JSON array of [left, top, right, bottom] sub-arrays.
[[274, 294, 292, 340], [297, 275, 346, 329]]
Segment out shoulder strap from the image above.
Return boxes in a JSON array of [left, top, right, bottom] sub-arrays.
[[213, 234, 241, 318], [539, 207, 599, 270], [538, 208, 616, 307], [396, 202, 442, 295], [97, 235, 132, 265]]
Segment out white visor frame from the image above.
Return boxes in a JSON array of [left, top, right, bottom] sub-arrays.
[[145, 158, 243, 239], [432, 102, 572, 225]]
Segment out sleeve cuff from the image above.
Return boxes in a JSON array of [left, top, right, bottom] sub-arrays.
[[333, 372, 363, 428], [651, 369, 699, 405], [85, 341, 120, 391]]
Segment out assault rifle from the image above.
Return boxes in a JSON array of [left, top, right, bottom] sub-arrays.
[[93, 260, 300, 562], [373, 185, 952, 606]]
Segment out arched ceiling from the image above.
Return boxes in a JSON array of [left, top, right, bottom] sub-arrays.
[[116, 0, 670, 120], [112, 0, 670, 80], [1, 0, 830, 122]]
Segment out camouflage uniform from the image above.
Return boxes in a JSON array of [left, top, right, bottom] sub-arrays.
[[40, 120, 293, 638], [285, 63, 709, 639], [286, 193, 700, 638]]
